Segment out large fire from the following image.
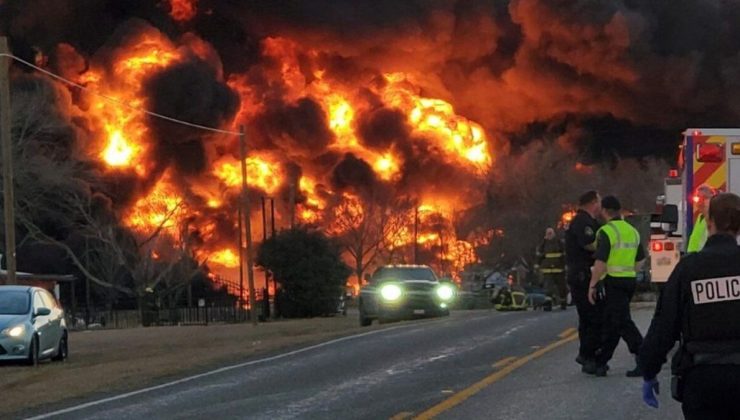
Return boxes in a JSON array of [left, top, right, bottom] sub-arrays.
[[43, 25, 494, 296]]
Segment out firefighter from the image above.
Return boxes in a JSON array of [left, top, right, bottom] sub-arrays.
[[639, 192, 740, 419], [587, 196, 645, 377], [536, 227, 567, 310], [686, 184, 716, 253], [565, 190, 602, 370]]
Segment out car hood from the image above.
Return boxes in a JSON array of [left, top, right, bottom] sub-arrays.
[[0, 314, 28, 330]]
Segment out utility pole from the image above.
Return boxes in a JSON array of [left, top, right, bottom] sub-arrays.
[[239, 126, 258, 325], [270, 198, 277, 296], [288, 181, 296, 229], [413, 206, 419, 265], [261, 196, 269, 288], [0, 37, 16, 285], [237, 206, 244, 309]]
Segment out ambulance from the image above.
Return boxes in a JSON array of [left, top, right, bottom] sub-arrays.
[[650, 129, 740, 282]]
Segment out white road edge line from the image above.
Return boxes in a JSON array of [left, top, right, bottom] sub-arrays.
[[25, 319, 453, 420]]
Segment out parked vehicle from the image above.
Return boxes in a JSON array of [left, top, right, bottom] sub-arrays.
[[0, 286, 68, 365], [358, 265, 455, 326]]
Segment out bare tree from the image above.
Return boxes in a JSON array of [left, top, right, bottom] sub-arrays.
[[327, 194, 415, 285]]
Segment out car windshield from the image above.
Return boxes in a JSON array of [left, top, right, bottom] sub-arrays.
[[373, 267, 437, 282], [0, 291, 31, 315]]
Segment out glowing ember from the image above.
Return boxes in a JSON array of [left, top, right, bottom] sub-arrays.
[[168, 0, 198, 22], [209, 248, 240, 268]]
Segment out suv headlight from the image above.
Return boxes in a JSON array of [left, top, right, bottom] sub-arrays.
[[1, 325, 25, 338], [436, 284, 455, 301], [380, 284, 403, 301]]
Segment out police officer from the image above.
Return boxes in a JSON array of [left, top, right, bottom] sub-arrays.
[[565, 190, 602, 369], [537, 227, 567, 310], [639, 193, 740, 419], [587, 196, 645, 377], [686, 184, 715, 253]]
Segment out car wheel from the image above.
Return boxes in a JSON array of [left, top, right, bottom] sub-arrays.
[[52, 333, 68, 362], [25, 335, 39, 367], [359, 306, 372, 327]]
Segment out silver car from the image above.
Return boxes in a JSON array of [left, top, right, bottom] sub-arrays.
[[0, 286, 68, 365]]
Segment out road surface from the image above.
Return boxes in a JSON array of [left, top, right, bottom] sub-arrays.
[[22, 306, 682, 419]]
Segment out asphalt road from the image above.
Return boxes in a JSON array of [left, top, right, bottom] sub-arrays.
[[24, 307, 683, 420]]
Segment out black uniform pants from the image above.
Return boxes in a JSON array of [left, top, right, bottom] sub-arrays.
[[568, 266, 602, 360], [682, 365, 740, 420], [543, 273, 568, 308], [595, 277, 643, 365]]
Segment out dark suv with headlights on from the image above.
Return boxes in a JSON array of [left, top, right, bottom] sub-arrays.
[[358, 265, 455, 326]]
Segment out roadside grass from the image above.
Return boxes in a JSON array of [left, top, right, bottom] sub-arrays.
[[0, 314, 390, 416]]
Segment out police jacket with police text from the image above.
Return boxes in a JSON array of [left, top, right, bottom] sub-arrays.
[[639, 234, 740, 380]]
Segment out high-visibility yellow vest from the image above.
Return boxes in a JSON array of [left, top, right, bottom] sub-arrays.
[[597, 220, 640, 278], [687, 214, 707, 253]]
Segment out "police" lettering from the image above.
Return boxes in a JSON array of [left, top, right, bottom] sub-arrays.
[[691, 276, 740, 305]]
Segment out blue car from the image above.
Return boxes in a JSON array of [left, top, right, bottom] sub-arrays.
[[0, 286, 68, 365]]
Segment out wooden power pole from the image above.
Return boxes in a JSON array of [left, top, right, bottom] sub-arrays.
[[0, 37, 16, 285], [239, 126, 258, 325]]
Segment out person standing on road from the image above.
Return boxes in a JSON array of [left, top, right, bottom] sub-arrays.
[[587, 196, 645, 377], [536, 227, 568, 310], [639, 193, 740, 419], [686, 184, 716, 253], [565, 190, 602, 370]]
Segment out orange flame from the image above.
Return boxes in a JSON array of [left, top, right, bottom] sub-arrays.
[[209, 248, 240, 268], [213, 155, 284, 195], [82, 30, 181, 175]]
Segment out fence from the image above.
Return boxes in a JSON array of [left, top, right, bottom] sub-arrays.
[[69, 306, 253, 329]]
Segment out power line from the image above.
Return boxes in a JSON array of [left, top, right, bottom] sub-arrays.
[[0, 52, 243, 136]]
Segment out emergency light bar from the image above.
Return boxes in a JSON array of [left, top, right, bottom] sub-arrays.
[[696, 143, 724, 162]]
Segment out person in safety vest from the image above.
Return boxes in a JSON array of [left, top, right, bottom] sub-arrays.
[[587, 195, 646, 377], [686, 184, 716, 253], [639, 193, 740, 419], [536, 227, 567, 310]]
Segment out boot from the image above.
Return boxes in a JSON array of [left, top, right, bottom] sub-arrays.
[[582, 360, 597, 374], [626, 355, 643, 377], [595, 364, 608, 377]]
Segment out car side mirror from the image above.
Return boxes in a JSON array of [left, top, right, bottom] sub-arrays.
[[661, 205, 679, 233], [34, 307, 51, 317]]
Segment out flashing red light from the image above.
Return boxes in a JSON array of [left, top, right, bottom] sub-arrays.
[[692, 194, 701, 204], [664, 242, 675, 251], [692, 130, 702, 136], [652, 241, 664, 252], [696, 143, 724, 163], [668, 169, 679, 178]]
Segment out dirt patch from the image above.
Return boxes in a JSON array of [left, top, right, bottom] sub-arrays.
[[0, 314, 391, 417]]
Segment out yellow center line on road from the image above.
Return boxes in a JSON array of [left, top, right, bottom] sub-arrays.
[[491, 356, 518, 369], [413, 328, 579, 420], [558, 327, 577, 338], [390, 411, 414, 420]]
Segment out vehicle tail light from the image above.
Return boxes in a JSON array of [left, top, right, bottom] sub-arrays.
[[696, 143, 724, 163], [668, 169, 679, 178], [664, 242, 675, 251], [652, 241, 663, 252]]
